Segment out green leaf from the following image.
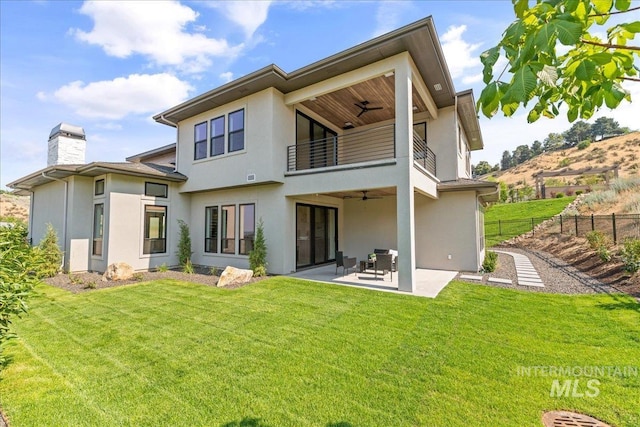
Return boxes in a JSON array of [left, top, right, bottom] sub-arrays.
[[479, 82, 501, 117], [527, 108, 541, 123], [564, 0, 580, 12], [589, 52, 612, 64], [535, 23, 556, 53], [603, 60, 618, 79], [501, 101, 520, 116], [502, 65, 537, 103], [593, 0, 613, 14], [567, 106, 579, 122], [514, 0, 529, 18], [480, 46, 500, 84], [574, 60, 596, 81], [622, 21, 640, 33], [504, 21, 526, 45], [615, 0, 631, 11], [551, 19, 583, 45]]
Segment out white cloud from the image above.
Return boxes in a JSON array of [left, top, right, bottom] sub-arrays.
[[49, 73, 193, 120], [462, 73, 483, 85], [219, 72, 234, 83], [441, 25, 482, 79], [372, 1, 412, 38], [213, 1, 272, 39], [95, 122, 123, 131], [72, 1, 242, 73]]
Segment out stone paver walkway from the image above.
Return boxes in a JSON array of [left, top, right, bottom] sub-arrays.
[[493, 250, 544, 287]]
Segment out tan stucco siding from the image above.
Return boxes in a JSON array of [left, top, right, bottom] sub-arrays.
[[414, 191, 480, 271], [30, 181, 66, 248], [426, 106, 458, 182], [66, 176, 93, 272]]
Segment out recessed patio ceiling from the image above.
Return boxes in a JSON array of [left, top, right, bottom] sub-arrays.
[[300, 75, 430, 129], [323, 187, 397, 200]]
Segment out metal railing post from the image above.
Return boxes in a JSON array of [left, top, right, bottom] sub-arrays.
[[560, 215, 563, 234], [612, 213, 617, 244], [498, 220, 502, 236], [591, 214, 594, 231], [575, 215, 579, 236]]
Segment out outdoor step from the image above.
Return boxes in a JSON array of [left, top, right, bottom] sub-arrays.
[[460, 274, 483, 281], [488, 277, 512, 284]]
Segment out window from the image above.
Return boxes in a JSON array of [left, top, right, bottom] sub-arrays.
[[210, 116, 225, 156], [194, 122, 207, 160], [413, 122, 426, 142], [205, 206, 218, 253], [92, 203, 104, 256], [228, 109, 245, 152], [221, 205, 236, 254], [145, 182, 168, 198], [143, 205, 167, 254], [295, 111, 337, 169], [94, 179, 105, 196], [239, 204, 255, 255]]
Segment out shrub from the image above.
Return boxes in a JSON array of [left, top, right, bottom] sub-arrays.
[[35, 223, 62, 278], [555, 192, 565, 198], [575, 190, 584, 196], [249, 219, 267, 276], [583, 189, 617, 208], [177, 220, 192, 267], [586, 231, 610, 250], [157, 263, 169, 273], [577, 140, 591, 150], [565, 189, 574, 196], [132, 273, 144, 281], [182, 260, 194, 274], [482, 251, 498, 273], [610, 177, 640, 193], [558, 158, 571, 167], [620, 239, 640, 274], [0, 223, 41, 370], [597, 246, 612, 263], [210, 266, 220, 276]]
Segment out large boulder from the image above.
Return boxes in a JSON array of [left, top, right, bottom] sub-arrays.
[[102, 262, 135, 281], [217, 266, 253, 287]]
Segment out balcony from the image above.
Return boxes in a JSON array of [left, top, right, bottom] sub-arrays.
[[413, 131, 436, 176], [287, 124, 395, 172]]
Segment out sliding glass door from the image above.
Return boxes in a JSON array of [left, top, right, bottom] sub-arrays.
[[296, 203, 337, 269]]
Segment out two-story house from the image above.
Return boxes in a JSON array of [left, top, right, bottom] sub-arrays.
[[9, 17, 497, 293]]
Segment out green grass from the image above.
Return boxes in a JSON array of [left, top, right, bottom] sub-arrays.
[[1, 278, 639, 426], [485, 197, 575, 246]]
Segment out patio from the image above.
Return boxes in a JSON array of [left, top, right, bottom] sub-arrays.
[[289, 263, 457, 298]]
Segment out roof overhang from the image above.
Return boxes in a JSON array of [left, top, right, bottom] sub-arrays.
[[126, 143, 176, 163], [437, 179, 498, 203], [153, 16, 468, 127], [8, 162, 187, 192], [457, 90, 484, 150]]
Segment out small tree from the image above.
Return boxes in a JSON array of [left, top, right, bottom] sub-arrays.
[[36, 223, 62, 278], [249, 219, 267, 277], [0, 223, 41, 370], [177, 220, 192, 267]]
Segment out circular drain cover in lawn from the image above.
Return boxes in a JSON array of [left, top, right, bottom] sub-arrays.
[[542, 411, 612, 427]]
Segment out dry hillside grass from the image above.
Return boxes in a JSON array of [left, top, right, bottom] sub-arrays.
[[489, 131, 640, 188], [0, 193, 29, 222]]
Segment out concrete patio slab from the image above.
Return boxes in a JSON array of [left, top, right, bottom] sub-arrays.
[[288, 264, 457, 298], [488, 277, 512, 284]]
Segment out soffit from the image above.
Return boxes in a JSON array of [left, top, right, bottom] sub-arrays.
[[299, 75, 430, 129]]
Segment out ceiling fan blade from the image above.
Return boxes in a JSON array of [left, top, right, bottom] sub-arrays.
[[368, 106, 383, 111], [357, 109, 365, 117]]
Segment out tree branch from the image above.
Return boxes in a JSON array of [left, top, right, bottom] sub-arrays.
[[580, 39, 640, 51], [589, 5, 640, 17], [620, 77, 640, 82]]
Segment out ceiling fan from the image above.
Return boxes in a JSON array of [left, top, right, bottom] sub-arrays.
[[344, 190, 383, 201], [355, 100, 383, 117]]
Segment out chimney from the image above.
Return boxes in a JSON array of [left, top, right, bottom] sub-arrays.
[[47, 123, 86, 166]]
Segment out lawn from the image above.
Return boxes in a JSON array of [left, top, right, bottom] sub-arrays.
[[1, 278, 638, 426], [485, 197, 575, 246]]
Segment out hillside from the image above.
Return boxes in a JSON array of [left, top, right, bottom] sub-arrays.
[[0, 193, 30, 222], [488, 132, 640, 188]]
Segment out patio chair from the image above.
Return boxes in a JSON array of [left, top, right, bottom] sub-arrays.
[[375, 253, 394, 281], [342, 256, 357, 276], [335, 251, 344, 274]]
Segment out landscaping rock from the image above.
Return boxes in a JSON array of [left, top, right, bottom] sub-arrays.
[[102, 262, 135, 281], [217, 266, 253, 287]]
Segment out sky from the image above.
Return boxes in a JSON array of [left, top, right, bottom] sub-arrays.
[[1, 0, 639, 189]]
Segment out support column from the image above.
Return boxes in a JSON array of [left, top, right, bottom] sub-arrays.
[[394, 55, 416, 293]]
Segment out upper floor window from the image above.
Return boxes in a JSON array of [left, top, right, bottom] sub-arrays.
[[194, 122, 207, 160], [228, 109, 245, 152], [145, 182, 168, 198], [210, 116, 225, 157], [94, 179, 105, 196]]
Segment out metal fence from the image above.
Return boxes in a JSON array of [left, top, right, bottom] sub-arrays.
[[486, 213, 640, 244]]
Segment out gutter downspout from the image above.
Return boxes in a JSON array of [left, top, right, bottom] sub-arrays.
[[41, 172, 68, 270], [160, 115, 179, 172], [454, 94, 459, 179]]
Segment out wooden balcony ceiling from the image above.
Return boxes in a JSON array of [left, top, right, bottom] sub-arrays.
[[300, 75, 429, 129]]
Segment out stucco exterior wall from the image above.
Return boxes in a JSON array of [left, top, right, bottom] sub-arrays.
[[30, 181, 65, 248], [343, 197, 397, 262], [66, 176, 93, 272], [414, 190, 480, 271], [426, 106, 457, 182]]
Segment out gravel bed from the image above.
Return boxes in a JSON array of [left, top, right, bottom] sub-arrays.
[[456, 248, 618, 295]]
